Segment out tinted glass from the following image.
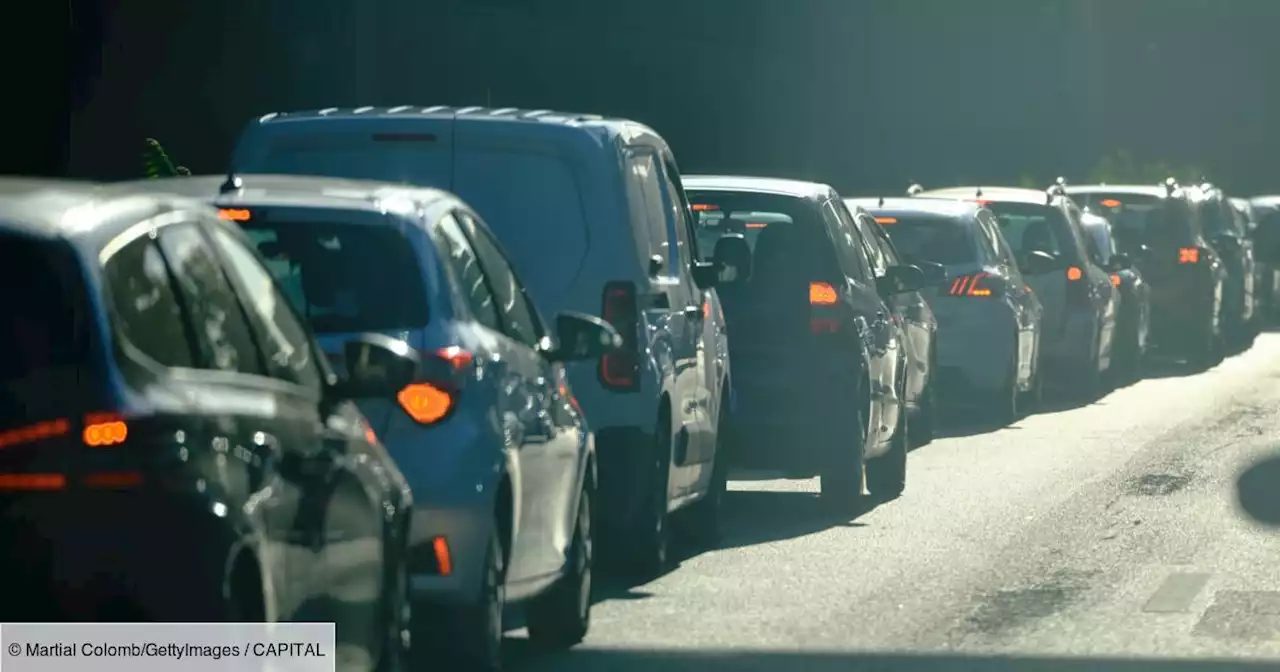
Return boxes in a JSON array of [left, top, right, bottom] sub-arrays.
[[1076, 193, 1197, 251], [209, 227, 322, 390], [986, 202, 1076, 262], [875, 215, 978, 266], [1195, 197, 1241, 236], [0, 234, 95, 426], [157, 224, 263, 375], [104, 234, 194, 369], [433, 213, 501, 331], [238, 219, 429, 334], [463, 216, 542, 348]]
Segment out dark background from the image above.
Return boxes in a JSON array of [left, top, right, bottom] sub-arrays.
[[35, 0, 1280, 195]]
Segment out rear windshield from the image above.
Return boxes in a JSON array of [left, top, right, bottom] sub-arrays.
[[873, 215, 977, 266], [1193, 197, 1242, 237], [984, 202, 1077, 262], [688, 190, 840, 296], [241, 134, 587, 304], [238, 217, 429, 334], [1074, 193, 1198, 251], [0, 233, 94, 425]]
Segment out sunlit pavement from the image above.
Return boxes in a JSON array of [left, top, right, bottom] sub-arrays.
[[507, 334, 1280, 671]]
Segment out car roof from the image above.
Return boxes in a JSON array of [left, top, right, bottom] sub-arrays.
[[915, 185, 1057, 206], [683, 175, 837, 201], [1064, 184, 1170, 199], [247, 105, 666, 149], [105, 174, 457, 216], [844, 197, 980, 218], [0, 177, 201, 241]]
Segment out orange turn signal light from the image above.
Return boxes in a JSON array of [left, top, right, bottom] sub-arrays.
[[83, 418, 128, 447], [1179, 247, 1200, 264], [809, 281, 838, 305], [1066, 266, 1083, 281], [1110, 273, 1121, 287]]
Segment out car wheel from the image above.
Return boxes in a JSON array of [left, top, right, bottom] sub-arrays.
[[620, 424, 672, 580], [913, 360, 937, 447], [417, 527, 506, 671], [993, 346, 1020, 424], [526, 485, 593, 649], [374, 545, 410, 672], [820, 393, 867, 513], [1075, 328, 1104, 400], [866, 399, 907, 499]]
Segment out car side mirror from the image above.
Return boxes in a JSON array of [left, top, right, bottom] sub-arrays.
[[1020, 250, 1058, 275], [711, 233, 752, 284], [1108, 252, 1132, 271], [914, 260, 948, 286], [1237, 455, 1280, 527], [876, 264, 927, 296], [546, 311, 623, 362], [335, 334, 420, 399], [1214, 233, 1240, 251]]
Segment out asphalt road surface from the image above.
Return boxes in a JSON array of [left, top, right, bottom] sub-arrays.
[[501, 333, 1280, 671]]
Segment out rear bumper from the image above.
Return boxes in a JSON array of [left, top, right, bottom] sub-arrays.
[[724, 417, 860, 473], [1040, 310, 1096, 369], [933, 306, 1016, 397]]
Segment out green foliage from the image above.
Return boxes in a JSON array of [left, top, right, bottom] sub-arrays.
[[143, 138, 189, 178], [1087, 150, 1205, 186]]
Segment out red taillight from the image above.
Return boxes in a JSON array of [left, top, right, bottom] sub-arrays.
[[948, 273, 999, 297], [809, 281, 838, 305], [1066, 265, 1083, 281], [1179, 247, 1200, 264], [83, 413, 128, 447], [1066, 265, 1091, 307], [396, 347, 472, 425], [1110, 273, 1122, 287], [599, 281, 640, 391]]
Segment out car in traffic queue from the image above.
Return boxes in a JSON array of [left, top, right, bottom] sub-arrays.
[[231, 106, 742, 579], [849, 197, 1045, 422], [843, 202, 942, 446], [912, 182, 1119, 398], [119, 173, 622, 671], [684, 176, 927, 505], [1066, 181, 1228, 368], [1247, 194, 1280, 319], [1184, 183, 1260, 348], [1078, 209, 1151, 382], [0, 179, 416, 672]]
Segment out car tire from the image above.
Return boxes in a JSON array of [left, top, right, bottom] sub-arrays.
[[620, 423, 672, 581], [912, 360, 937, 448], [1075, 328, 1105, 400], [993, 347, 1020, 424], [526, 485, 593, 650], [820, 395, 867, 513], [418, 527, 505, 671], [866, 400, 907, 500], [375, 547, 410, 672]]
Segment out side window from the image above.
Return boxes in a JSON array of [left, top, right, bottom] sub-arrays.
[[460, 214, 544, 348], [208, 226, 322, 390], [852, 213, 890, 277], [826, 201, 875, 283], [658, 158, 704, 265], [156, 223, 264, 375], [869, 224, 903, 266], [103, 233, 196, 369], [433, 212, 502, 332], [979, 211, 1022, 275], [629, 151, 678, 278]]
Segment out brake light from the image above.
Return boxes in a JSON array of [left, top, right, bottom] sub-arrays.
[[1111, 273, 1121, 287], [83, 414, 128, 447], [599, 282, 640, 391], [948, 273, 1000, 297], [810, 281, 838, 305], [875, 217, 897, 224], [397, 384, 454, 424], [1179, 247, 1200, 264], [691, 204, 718, 211], [1100, 199, 1122, 208], [1066, 266, 1083, 281], [0, 418, 70, 450], [745, 222, 768, 229], [0, 474, 65, 491], [217, 208, 251, 221]]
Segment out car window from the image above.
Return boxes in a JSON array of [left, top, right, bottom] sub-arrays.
[[239, 217, 429, 335], [986, 201, 1079, 263], [208, 226, 322, 390], [459, 213, 544, 348], [631, 151, 681, 278], [974, 216, 1004, 264], [658, 158, 705, 264], [868, 222, 903, 266], [433, 212, 502, 331], [977, 210, 1020, 270], [1076, 193, 1199, 252], [829, 200, 877, 283], [0, 233, 95, 427], [156, 223, 264, 375], [851, 212, 890, 277], [103, 233, 195, 369]]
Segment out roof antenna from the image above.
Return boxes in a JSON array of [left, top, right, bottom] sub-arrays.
[[878, 196, 885, 207], [219, 171, 243, 195], [976, 187, 984, 198]]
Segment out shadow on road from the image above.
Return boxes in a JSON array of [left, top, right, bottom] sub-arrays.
[[507, 645, 1280, 671]]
